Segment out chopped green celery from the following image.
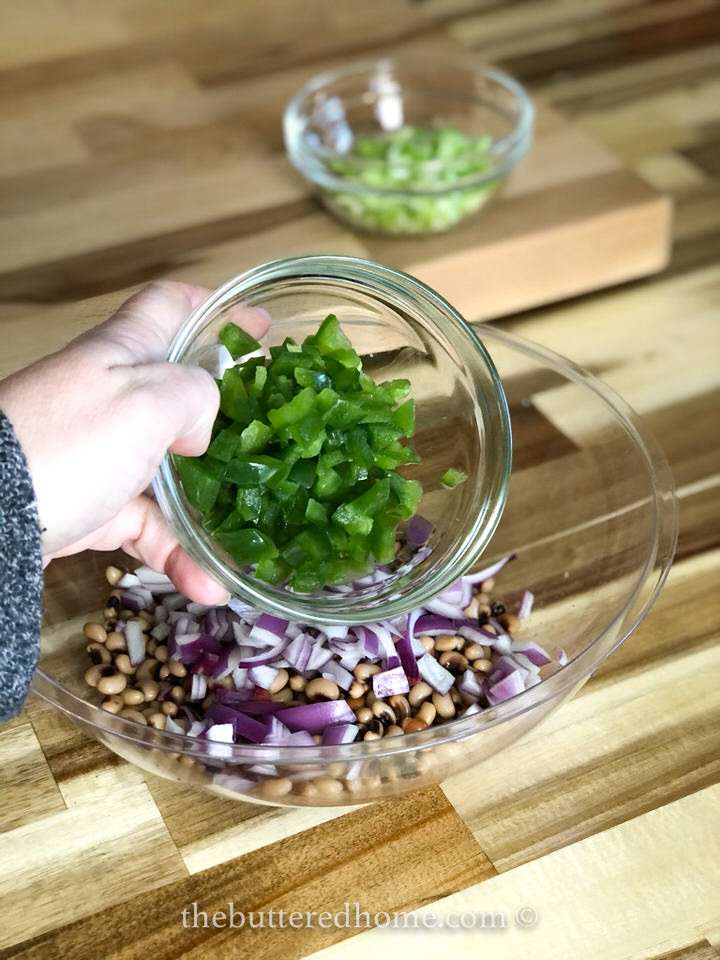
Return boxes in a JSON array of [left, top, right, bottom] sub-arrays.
[[440, 467, 467, 489], [224, 454, 287, 487], [254, 556, 292, 585], [266, 387, 315, 429], [332, 478, 390, 536], [238, 419, 272, 453], [305, 498, 328, 526], [216, 528, 278, 564], [236, 487, 262, 522], [175, 456, 221, 513], [218, 322, 261, 359]]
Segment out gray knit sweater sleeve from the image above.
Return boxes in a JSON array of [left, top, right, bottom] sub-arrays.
[[0, 411, 43, 721]]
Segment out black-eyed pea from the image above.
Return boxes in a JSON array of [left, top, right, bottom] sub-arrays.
[[463, 596, 481, 619], [418, 635, 434, 652], [353, 662, 381, 682], [363, 729, 382, 741], [139, 679, 159, 702], [432, 692, 456, 719], [449, 687, 463, 706], [168, 659, 186, 678], [474, 658, 494, 673], [271, 688, 293, 704], [408, 681, 433, 708], [101, 695, 124, 714], [86, 642, 111, 665], [118, 707, 147, 726], [160, 701, 179, 717], [105, 631, 126, 653], [348, 680, 366, 700], [388, 694, 410, 720], [365, 690, 378, 707], [119, 609, 135, 620], [498, 612, 520, 633], [288, 675, 306, 693], [435, 634, 461, 652], [158, 664, 170, 680], [170, 685, 186, 705], [114, 653, 135, 676], [313, 777, 344, 799], [299, 781, 319, 800], [146, 639, 157, 656], [480, 578, 495, 593], [464, 641, 491, 661], [148, 713, 166, 730], [326, 762, 346, 778], [404, 717, 428, 734], [355, 706, 373, 726], [305, 678, 339, 701], [121, 687, 145, 706], [136, 658, 159, 682], [385, 725, 405, 738], [417, 701, 436, 726], [372, 700, 396, 725], [83, 622, 107, 643], [269, 669, 289, 695], [97, 671, 128, 696], [260, 777, 293, 799], [105, 565, 124, 586], [84, 663, 111, 688], [346, 696, 365, 710], [154, 645, 168, 663], [215, 675, 234, 689], [439, 651, 469, 672]]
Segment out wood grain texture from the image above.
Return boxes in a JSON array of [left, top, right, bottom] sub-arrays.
[[1, 0, 719, 958]]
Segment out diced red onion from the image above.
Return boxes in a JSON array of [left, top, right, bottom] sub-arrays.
[[235, 639, 289, 668], [280, 730, 316, 746], [413, 615, 457, 637], [322, 723, 359, 745], [117, 572, 141, 589], [322, 660, 354, 691], [248, 664, 279, 690], [205, 704, 267, 743], [372, 665, 410, 698], [150, 621, 171, 642], [558, 649, 568, 666], [517, 590, 534, 620], [189, 674, 208, 701], [175, 632, 221, 664], [214, 692, 284, 713], [120, 592, 145, 613], [396, 608, 421, 683], [250, 614, 290, 646], [422, 597, 465, 620], [263, 717, 292, 743], [134, 565, 173, 586], [124, 619, 146, 667], [153, 604, 168, 625], [459, 668, 483, 700], [417, 654, 454, 695], [164, 592, 191, 612], [306, 640, 333, 672], [212, 645, 244, 680], [461, 553, 516, 586], [284, 633, 312, 673], [279, 700, 356, 734], [193, 651, 220, 676], [322, 624, 349, 642], [164, 716, 185, 735], [487, 669, 526, 704], [406, 514, 433, 546]]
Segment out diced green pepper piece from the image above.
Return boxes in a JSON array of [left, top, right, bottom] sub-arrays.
[[369, 514, 397, 564], [206, 427, 244, 463], [439, 468, 467, 489], [216, 528, 278, 564], [224, 454, 287, 487], [315, 313, 352, 355], [219, 366, 252, 423], [239, 419, 273, 453], [218, 322, 261, 360], [266, 387, 315, 429], [175, 456, 221, 513], [305, 498, 328, 526], [236, 487, 262, 522], [389, 474, 423, 519], [332, 478, 390, 536], [254, 556, 292, 585], [288, 458, 316, 488], [391, 399, 415, 437]]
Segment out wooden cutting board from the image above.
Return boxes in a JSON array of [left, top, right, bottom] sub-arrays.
[[0, 1, 670, 328]]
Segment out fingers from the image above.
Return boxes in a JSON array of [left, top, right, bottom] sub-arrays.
[[112, 494, 231, 604], [85, 281, 271, 366]]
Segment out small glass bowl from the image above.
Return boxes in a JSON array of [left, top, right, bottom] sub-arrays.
[[35, 325, 676, 808], [283, 57, 534, 235], [153, 255, 512, 625]]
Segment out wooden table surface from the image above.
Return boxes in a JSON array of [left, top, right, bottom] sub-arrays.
[[1, 1, 719, 958]]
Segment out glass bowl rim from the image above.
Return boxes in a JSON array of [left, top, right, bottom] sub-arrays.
[[283, 56, 535, 197], [33, 324, 678, 765], [152, 254, 513, 625]]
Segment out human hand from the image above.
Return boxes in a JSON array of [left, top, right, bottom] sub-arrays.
[[0, 281, 270, 603]]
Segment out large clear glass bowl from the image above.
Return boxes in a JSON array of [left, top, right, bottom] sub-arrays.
[[283, 57, 534, 235], [34, 325, 677, 808], [153, 256, 512, 625]]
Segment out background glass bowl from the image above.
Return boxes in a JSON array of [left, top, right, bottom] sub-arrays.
[[153, 256, 512, 625], [283, 57, 534, 235], [35, 325, 676, 808]]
